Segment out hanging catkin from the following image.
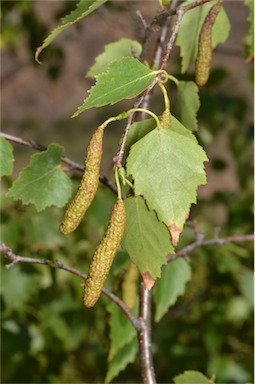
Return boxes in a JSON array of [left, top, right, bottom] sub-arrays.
[[195, 0, 222, 87], [83, 198, 126, 307], [60, 126, 104, 235]]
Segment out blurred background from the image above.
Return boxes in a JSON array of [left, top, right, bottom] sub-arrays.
[[1, 1, 254, 383]]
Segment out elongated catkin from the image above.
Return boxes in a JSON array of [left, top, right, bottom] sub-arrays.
[[195, 0, 222, 87], [83, 198, 126, 307], [60, 126, 104, 235]]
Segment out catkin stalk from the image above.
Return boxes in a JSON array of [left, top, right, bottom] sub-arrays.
[[83, 198, 126, 307], [195, 0, 222, 87], [60, 126, 104, 235]]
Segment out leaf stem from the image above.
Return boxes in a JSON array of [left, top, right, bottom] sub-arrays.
[[114, 167, 122, 200], [167, 74, 179, 86], [158, 82, 170, 112], [129, 108, 161, 128], [125, 178, 135, 190], [103, 111, 130, 128]]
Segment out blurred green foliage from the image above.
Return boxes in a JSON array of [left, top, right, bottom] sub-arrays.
[[1, 1, 254, 383]]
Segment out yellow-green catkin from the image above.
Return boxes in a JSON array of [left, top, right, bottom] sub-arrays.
[[160, 108, 171, 129], [195, 0, 222, 87], [60, 126, 104, 235], [122, 262, 139, 310], [83, 198, 126, 307]]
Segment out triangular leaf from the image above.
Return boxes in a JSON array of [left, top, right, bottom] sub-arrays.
[[122, 196, 174, 284], [73, 57, 157, 116], [8, 144, 72, 211], [105, 341, 138, 383], [126, 117, 207, 244], [0, 137, 14, 177], [153, 259, 191, 322], [87, 38, 142, 78], [107, 301, 137, 361], [173, 370, 214, 384], [174, 81, 200, 131], [35, 0, 108, 63], [176, 0, 230, 73]]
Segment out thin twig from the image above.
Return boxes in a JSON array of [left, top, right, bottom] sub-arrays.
[[0, 132, 117, 196], [0, 243, 141, 331], [138, 281, 156, 384], [167, 233, 254, 263]]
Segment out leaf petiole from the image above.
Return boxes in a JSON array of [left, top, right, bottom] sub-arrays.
[[158, 82, 170, 112], [102, 111, 130, 129], [128, 108, 161, 128], [125, 178, 134, 190], [114, 167, 122, 200], [167, 74, 179, 86]]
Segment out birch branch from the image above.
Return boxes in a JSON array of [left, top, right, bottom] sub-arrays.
[[0, 243, 141, 331]]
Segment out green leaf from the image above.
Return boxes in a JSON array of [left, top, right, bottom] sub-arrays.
[[0, 137, 14, 177], [153, 259, 191, 322], [174, 81, 200, 131], [73, 57, 157, 116], [1, 264, 40, 311], [8, 144, 72, 211], [24, 209, 65, 249], [35, 0, 108, 63], [226, 296, 250, 323], [124, 118, 156, 159], [173, 370, 214, 384], [87, 38, 142, 78], [238, 269, 254, 309], [126, 117, 207, 245], [176, 0, 230, 73], [1, 217, 21, 249], [122, 196, 174, 284], [245, 0, 254, 57], [107, 301, 137, 361], [105, 341, 138, 383], [211, 4, 231, 47]]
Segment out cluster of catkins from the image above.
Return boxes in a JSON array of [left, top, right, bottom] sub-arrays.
[[60, 126, 126, 307]]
